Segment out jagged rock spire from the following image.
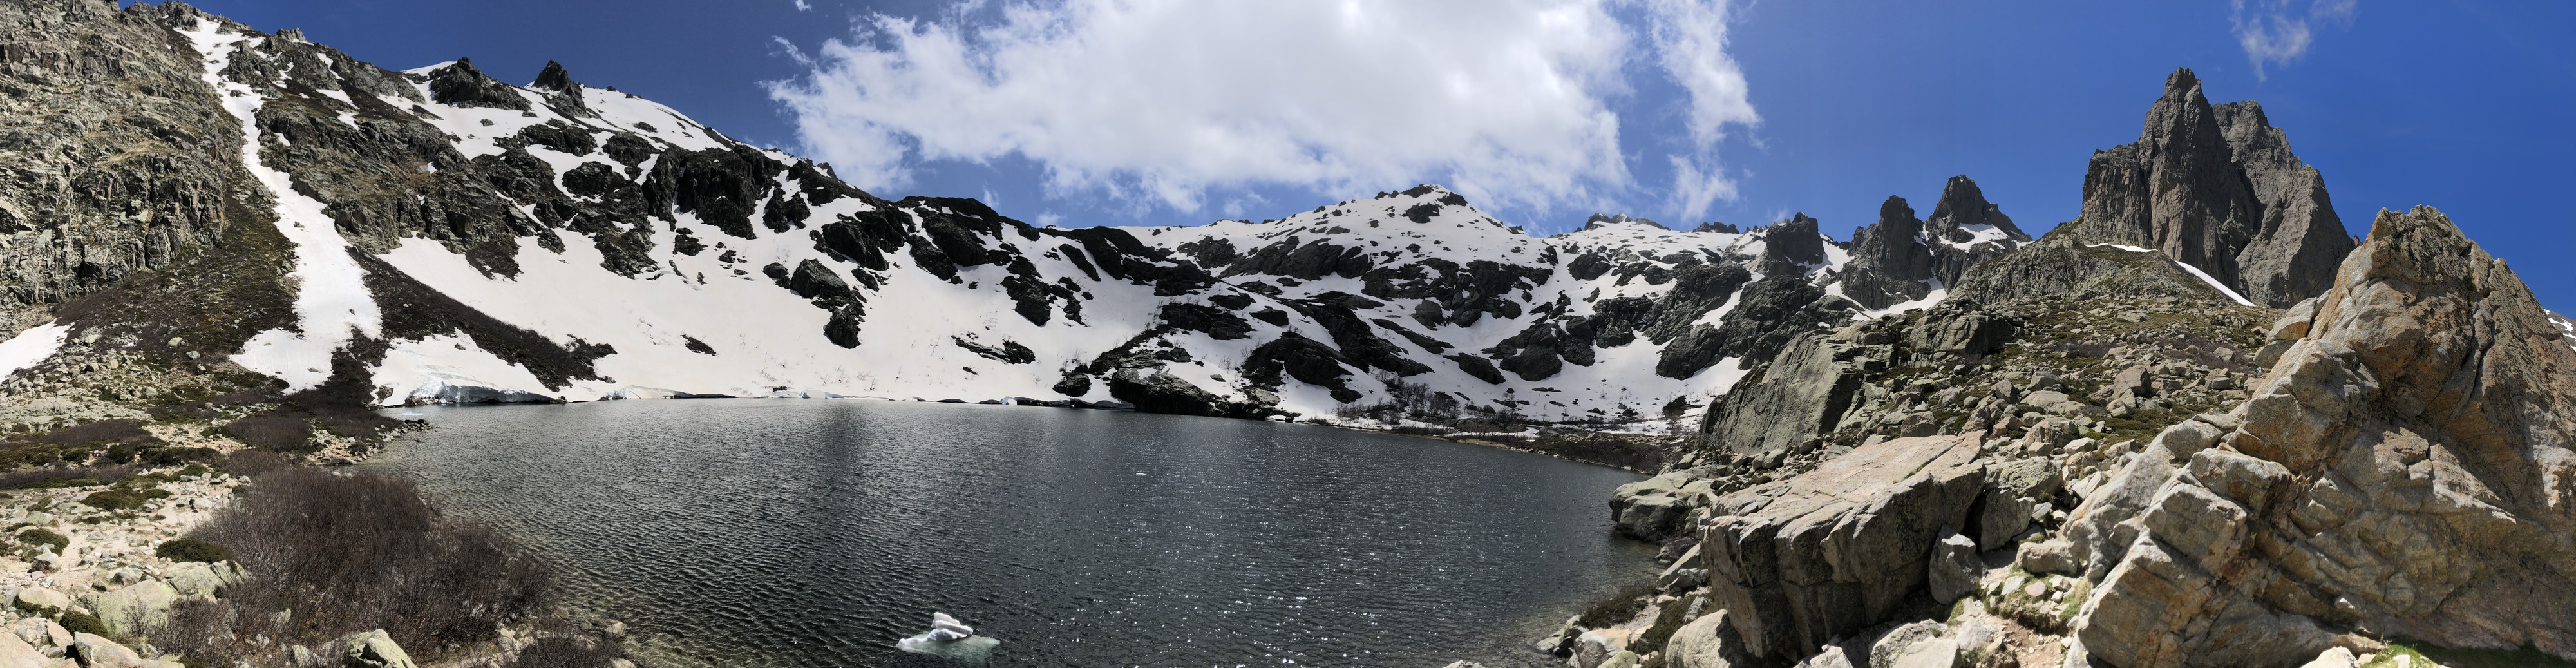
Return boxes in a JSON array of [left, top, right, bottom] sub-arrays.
[[529, 59, 589, 115], [2060, 68, 2353, 307]]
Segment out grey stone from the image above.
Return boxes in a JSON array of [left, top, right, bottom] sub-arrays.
[[0, 632, 44, 668], [338, 629, 417, 668], [1927, 530, 1980, 604], [2070, 207, 2576, 665], [1978, 458, 2063, 550], [1665, 611, 1754, 668], [13, 589, 69, 613], [1702, 434, 1986, 661], [86, 580, 178, 637], [1792, 646, 1856, 668], [2017, 540, 2079, 576], [1866, 622, 1948, 668], [68, 633, 141, 668]]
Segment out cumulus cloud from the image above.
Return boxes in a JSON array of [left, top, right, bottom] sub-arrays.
[[767, 0, 1755, 218], [2230, 0, 2356, 79]]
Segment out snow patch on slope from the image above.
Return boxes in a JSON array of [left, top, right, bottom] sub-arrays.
[[0, 323, 70, 380], [183, 19, 383, 392]]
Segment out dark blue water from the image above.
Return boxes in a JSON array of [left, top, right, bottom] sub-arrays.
[[369, 400, 1654, 668]]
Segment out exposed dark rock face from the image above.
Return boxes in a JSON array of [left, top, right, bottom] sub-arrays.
[[1834, 177, 2031, 310], [1920, 175, 2029, 286], [1837, 197, 1934, 310], [1754, 214, 1825, 276], [0, 0, 270, 330], [2051, 68, 2354, 307]]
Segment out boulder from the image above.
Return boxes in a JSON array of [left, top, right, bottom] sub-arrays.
[[1792, 645, 1856, 668], [14, 589, 70, 613], [1574, 628, 1638, 668], [1665, 610, 1755, 668], [1927, 530, 1980, 604], [1975, 458, 2062, 550], [2070, 207, 2576, 665], [166, 561, 245, 597], [337, 629, 417, 668], [2016, 540, 2079, 576], [2058, 417, 2224, 580], [86, 580, 178, 636], [1701, 434, 1987, 661], [2297, 648, 2357, 668], [68, 634, 141, 668], [1611, 472, 1703, 542], [0, 631, 45, 668], [1866, 622, 1948, 668], [1598, 650, 1645, 668], [1885, 639, 1957, 668]]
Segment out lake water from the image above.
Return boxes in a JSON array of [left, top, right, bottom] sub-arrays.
[[368, 400, 1657, 668]]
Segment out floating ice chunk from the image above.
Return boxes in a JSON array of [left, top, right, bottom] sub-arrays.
[[895, 612, 997, 663]]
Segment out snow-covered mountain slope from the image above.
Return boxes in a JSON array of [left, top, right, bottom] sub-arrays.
[[7, 5, 2027, 428]]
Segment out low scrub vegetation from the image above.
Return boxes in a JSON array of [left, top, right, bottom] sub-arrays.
[[0, 464, 135, 490], [158, 467, 554, 665]]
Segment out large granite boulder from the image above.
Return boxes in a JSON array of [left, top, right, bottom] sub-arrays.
[[86, 580, 178, 637], [1664, 610, 1756, 668], [1701, 433, 1988, 661], [2070, 207, 2576, 665]]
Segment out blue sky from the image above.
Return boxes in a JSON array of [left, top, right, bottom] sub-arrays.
[[177, 1, 2573, 309]]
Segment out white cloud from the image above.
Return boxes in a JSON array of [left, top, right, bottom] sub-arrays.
[[793, 0, 813, 11], [2231, 0, 2357, 80], [766, 0, 1756, 218]]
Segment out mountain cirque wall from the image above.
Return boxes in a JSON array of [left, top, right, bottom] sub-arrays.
[[2065, 206, 2576, 666], [0, 0, 2067, 429]]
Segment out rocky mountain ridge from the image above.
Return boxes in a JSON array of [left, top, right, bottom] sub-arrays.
[[0, 0, 2054, 434]]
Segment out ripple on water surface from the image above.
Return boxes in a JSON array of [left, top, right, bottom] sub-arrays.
[[368, 400, 1656, 668]]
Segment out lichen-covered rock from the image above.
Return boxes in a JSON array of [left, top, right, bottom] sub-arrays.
[[1701, 434, 1987, 661], [1664, 610, 1755, 668], [2070, 207, 2576, 665], [85, 580, 178, 637]]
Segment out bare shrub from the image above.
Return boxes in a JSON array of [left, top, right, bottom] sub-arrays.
[[222, 450, 290, 477], [221, 417, 313, 452], [35, 419, 149, 445], [164, 468, 554, 663], [0, 465, 133, 490]]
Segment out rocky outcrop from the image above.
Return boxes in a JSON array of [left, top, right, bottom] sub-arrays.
[[1837, 198, 1934, 310], [2069, 207, 2576, 665], [1833, 177, 2029, 311], [1698, 298, 2016, 459], [1951, 233, 2251, 305], [1918, 175, 2028, 287], [0, 0, 266, 331], [1754, 214, 1826, 276], [1701, 433, 1987, 661], [2049, 68, 2354, 307]]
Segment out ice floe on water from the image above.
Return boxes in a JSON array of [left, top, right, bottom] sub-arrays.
[[895, 612, 997, 663]]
